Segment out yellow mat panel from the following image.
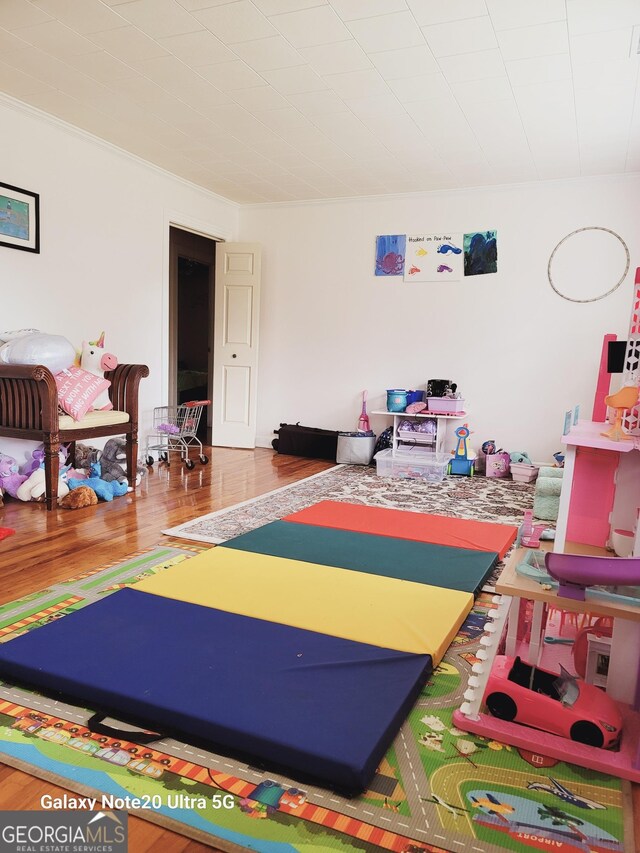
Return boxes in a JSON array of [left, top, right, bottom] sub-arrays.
[[134, 548, 473, 662]]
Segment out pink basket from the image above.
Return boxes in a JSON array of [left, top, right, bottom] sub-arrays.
[[485, 452, 510, 478]]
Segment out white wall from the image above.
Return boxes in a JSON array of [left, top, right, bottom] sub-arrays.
[[0, 97, 238, 467], [241, 175, 638, 462]]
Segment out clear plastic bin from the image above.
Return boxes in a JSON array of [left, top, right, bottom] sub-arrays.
[[374, 448, 449, 482]]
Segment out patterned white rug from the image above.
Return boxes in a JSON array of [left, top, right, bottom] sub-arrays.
[[163, 464, 536, 544]]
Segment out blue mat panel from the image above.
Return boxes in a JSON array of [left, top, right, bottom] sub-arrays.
[[0, 588, 431, 794], [221, 520, 497, 594]]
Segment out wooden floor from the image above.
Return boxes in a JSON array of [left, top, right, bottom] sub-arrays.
[[0, 446, 638, 850]]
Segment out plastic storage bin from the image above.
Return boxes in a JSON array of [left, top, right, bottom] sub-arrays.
[[510, 462, 539, 483], [387, 389, 408, 412], [426, 397, 465, 413], [374, 447, 448, 482]]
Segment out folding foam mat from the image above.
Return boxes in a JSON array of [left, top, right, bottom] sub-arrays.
[[0, 588, 432, 794], [285, 500, 517, 559], [134, 547, 473, 662], [220, 520, 498, 594]]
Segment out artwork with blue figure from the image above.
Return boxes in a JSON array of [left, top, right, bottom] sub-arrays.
[[375, 234, 406, 277], [463, 230, 498, 276], [68, 461, 128, 502], [436, 243, 462, 255]]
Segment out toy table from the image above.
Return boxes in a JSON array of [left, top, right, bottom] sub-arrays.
[[371, 410, 467, 456], [554, 420, 640, 557], [453, 543, 640, 783]]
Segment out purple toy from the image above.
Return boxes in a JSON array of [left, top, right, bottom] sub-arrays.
[[545, 552, 640, 601], [0, 453, 27, 498], [22, 445, 45, 476]]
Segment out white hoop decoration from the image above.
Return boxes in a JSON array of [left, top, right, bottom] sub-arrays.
[[548, 227, 630, 303]]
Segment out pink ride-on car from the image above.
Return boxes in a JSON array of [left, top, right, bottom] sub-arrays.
[[484, 656, 622, 749]]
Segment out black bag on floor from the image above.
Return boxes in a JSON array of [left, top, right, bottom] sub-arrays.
[[272, 423, 338, 461]]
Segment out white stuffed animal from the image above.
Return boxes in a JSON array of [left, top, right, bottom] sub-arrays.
[[80, 333, 118, 411], [16, 464, 70, 502]]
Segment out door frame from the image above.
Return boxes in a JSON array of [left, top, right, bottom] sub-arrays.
[[161, 211, 232, 440]]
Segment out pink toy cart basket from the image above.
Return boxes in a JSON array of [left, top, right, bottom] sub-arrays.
[[146, 400, 210, 469]]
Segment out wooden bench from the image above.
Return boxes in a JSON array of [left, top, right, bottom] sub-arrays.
[[0, 363, 149, 510]]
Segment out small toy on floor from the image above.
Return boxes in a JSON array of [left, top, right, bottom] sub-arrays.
[[67, 462, 128, 502], [0, 453, 27, 498], [59, 485, 98, 510]]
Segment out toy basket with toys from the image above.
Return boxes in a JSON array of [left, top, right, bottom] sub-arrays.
[[146, 401, 210, 469]]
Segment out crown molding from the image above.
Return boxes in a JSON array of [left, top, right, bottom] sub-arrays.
[[0, 91, 239, 210]]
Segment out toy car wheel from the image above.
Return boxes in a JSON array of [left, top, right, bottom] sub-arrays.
[[199, 454, 209, 465], [486, 691, 517, 721], [146, 456, 154, 466], [185, 458, 195, 470], [570, 721, 604, 748]]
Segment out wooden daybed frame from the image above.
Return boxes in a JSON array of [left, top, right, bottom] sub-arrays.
[[0, 363, 149, 510]]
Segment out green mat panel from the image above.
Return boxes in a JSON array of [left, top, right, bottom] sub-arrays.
[[220, 520, 498, 594]]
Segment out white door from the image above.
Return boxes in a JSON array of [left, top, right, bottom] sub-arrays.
[[212, 243, 261, 448]]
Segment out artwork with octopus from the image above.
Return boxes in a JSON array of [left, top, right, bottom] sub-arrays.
[[375, 234, 406, 276]]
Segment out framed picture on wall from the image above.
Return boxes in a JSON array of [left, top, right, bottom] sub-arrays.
[[0, 182, 40, 253]]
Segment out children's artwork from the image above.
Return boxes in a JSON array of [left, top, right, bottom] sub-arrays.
[[403, 234, 463, 282], [463, 230, 497, 276], [375, 234, 406, 277]]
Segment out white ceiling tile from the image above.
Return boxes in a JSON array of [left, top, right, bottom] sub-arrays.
[[232, 85, 291, 110], [331, 0, 407, 21], [438, 49, 504, 82], [157, 29, 235, 65], [193, 1, 276, 43], [300, 39, 370, 75], [572, 58, 638, 93], [450, 75, 512, 106], [1, 0, 53, 30], [387, 72, 450, 102], [345, 92, 408, 119], [0, 58, 54, 97], [567, 0, 640, 36], [232, 35, 304, 70], [497, 21, 569, 61], [505, 53, 572, 85], [198, 59, 265, 89], [253, 0, 328, 14], [322, 68, 389, 97], [287, 89, 349, 114], [422, 16, 497, 57], [263, 64, 327, 92], [407, 0, 487, 27], [347, 12, 425, 53], [12, 20, 98, 55], [114, 0, 201, 39], [64, 49, 138, 81], [2, 46, 103, 98], [0, 26, 31, 52], [89, 25, 168, 62], [270, 6, 351, 48], [133, 55, 231, 107], [176, 0, 244, 11], [486, 0, 566, 31], [369, 44, 439, 79], [570, 29, 633, 64], [31, 0, 125, 34]]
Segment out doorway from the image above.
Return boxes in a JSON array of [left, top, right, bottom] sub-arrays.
[[168, 227, 216, 444]]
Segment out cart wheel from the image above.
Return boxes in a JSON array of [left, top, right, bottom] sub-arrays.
[[160, 452, 168, 463], [199, 454, 209, 465], [146, 456, 154, 466], [185, 459, 195, 470]]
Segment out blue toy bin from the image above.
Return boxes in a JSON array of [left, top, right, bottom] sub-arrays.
[[387, 389, 408, 412], [405, 390, 424, 406]]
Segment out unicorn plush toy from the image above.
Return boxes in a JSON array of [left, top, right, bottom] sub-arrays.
[[80, 333, 118, 411]]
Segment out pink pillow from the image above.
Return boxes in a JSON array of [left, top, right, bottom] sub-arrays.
[[54, 367, 111, 422]]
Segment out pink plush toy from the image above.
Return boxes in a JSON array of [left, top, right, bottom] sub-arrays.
[[0, 453, 27, 498], [80, 333, 118, 411]]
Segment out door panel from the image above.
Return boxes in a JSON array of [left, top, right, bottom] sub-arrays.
[[213, 243, 261, 448]]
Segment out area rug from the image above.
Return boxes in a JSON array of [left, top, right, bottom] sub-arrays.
[[0, 546, 630, 853], [163, 465, 537, 545]]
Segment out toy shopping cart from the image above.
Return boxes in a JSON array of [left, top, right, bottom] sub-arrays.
[[146, 400, 210, 469]]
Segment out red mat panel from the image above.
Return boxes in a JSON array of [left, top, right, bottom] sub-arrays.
[[284, 501, 516, 559]]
